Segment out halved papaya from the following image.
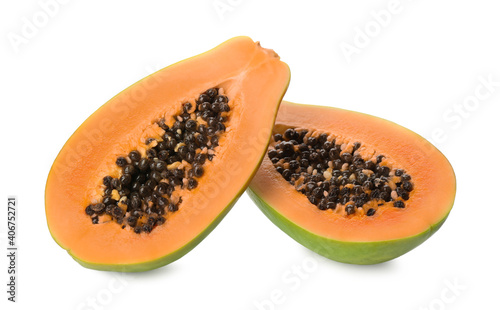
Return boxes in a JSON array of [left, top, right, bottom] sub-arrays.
[[45, 37, 290, 271], [248, 101, 456, 264]]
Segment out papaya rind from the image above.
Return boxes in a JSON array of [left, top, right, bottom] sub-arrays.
[[247, 188, 451, 265]]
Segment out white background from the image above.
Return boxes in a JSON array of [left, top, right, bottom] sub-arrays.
[[1, 0, 499, 309]]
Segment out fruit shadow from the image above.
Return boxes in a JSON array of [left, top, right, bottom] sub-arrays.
[[337, 259, 397, 272], [110, 264, 180, 281], [307, 249, 399, 273]]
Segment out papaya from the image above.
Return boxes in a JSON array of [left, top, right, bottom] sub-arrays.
[[45, 37, 290, 271], [248, 101, 456, 264]]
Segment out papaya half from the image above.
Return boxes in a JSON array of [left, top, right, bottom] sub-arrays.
[[45, 37, 290, 271], [248, 101, 456, 264]]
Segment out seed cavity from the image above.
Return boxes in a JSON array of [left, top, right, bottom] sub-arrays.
[[268, 128, 414, 217], [85, 88, 230, 233]]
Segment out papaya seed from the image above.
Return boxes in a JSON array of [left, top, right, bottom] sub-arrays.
[[85, 88, 230, 233], [268, 128, 414, 217]]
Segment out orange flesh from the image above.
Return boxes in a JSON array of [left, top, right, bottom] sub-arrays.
[[45, 37, 290, 264], [250, 102, 456, 242]]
